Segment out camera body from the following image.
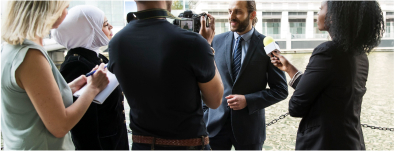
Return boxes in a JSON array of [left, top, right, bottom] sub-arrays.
[[173, 10, 209, 33]]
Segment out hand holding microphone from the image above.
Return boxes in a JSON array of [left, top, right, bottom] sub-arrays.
[[263, 36, 281, 58], [263, 36, 295, 73]]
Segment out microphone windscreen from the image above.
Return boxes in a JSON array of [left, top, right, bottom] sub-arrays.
[[263, 36, 275, 46]]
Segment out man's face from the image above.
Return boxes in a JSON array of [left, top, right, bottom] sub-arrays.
[[228, 1, 251, 33]]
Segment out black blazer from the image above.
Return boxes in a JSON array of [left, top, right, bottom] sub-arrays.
[[60, 48, 129, 150], [203, 30, 288, 145], [289, 41, 367, 149]]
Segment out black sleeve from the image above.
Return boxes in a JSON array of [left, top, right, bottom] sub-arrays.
[[60, 57, 92, 83], [244, 60, 289, 115], [107, 37, 119, 73], [189, 35, 216, 83], [289, 48, 333, 117]]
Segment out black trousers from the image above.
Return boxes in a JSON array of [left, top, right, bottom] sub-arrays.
[[131, 143, 211, 150], [209, 118, 264, 150]]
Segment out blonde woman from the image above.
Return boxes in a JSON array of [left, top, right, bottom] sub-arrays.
[[1, 1, 109, 150]]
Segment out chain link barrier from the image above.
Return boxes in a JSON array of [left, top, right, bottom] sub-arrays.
[[266, 112, 290, 127], [266, 112, 394, 132]]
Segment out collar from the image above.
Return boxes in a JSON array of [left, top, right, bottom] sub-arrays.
[[234, 27, 254, 42], [133, 9, 180, 20]]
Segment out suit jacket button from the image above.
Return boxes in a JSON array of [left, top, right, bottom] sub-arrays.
[[123, 110, 125, 114], [122, 101, 124, 105], [124, 120, 126, 124]]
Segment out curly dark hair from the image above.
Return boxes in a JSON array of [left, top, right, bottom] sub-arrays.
[[325, 1, 385, 54]]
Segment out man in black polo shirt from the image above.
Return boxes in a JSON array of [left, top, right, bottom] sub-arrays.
[[108, 1, 223, 150]]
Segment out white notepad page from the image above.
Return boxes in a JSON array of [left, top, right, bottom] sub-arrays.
[[73, 70, 119, 104]]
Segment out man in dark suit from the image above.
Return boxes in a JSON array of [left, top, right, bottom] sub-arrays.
[[203, 1, 288, 150]]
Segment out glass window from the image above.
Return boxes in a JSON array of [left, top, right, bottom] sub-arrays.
[[215, 21, 229, 35], [262, 19, 281, 38], [289, 19, 305, 34]]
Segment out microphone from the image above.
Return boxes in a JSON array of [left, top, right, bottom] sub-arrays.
[[263, 36, 281, 57]]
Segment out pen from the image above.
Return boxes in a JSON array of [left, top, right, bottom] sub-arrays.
[[85, 65, 107, 77]]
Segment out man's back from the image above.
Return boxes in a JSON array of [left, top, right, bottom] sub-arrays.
[[108, 19, 215, 139]]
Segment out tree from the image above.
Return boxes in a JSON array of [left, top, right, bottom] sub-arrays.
[[171, 0, 183, 10]]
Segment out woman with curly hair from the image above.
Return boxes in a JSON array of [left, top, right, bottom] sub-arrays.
[[1, 1, 109, 150], [271, 1, 384, 149]]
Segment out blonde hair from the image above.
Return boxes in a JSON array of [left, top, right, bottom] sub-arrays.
[[2, 1, 69, 45]]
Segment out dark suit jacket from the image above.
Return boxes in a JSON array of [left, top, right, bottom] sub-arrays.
[[60, 48, 129, 150], [204, 30, 288, 145], [289, 41, 367, 149]]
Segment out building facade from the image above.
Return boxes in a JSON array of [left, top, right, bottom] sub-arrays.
[[195, 1, 394, 51], [2, 0, 392, 53]]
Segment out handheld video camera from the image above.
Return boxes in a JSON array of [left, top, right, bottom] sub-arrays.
[[173, 10, 209, 33]]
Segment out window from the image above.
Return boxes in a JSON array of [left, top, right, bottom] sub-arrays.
[[262, 19, 281, 38], [289, 12, 307, 16], [289, 19, 306, 38], [386, 18, 394, 38], [262, 12, 282, 16], [215, 19, 229, 35], [209, 12, 228, 16]]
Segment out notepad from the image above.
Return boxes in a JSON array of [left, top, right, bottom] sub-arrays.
[[73, 70, 119, 104]]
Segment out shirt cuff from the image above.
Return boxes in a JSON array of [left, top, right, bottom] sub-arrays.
[[288, 71, 303, 87]]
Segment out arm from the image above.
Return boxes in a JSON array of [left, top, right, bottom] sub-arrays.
[[287, 51, 333, 117], [198, 13, 222, 109], [199, 62, 223, 109], [242, 61, 289, 114], [15, 49, 108, 138]]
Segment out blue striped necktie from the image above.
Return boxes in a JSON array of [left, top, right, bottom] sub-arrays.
[[232, 36, 243, 82]]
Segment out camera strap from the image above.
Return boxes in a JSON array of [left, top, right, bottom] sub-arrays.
[[133, 9, 185, 20]]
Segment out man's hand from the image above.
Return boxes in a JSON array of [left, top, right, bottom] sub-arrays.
[[199, 13, 215, 45], [226, 95, 247, 110]]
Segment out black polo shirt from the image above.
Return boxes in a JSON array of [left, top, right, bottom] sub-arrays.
[[108, 19, 215, 139]]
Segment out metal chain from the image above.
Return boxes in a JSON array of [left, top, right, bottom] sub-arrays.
[[266, 112, 290, 127], [266, 112, 394, 132], [361, 124, 394, 131]]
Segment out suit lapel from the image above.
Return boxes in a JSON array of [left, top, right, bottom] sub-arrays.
[[224, 32, 234, 82], [234, 30, 261, 84]]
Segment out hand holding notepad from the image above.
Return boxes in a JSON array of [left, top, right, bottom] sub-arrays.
[[74, 65, 119, 104]]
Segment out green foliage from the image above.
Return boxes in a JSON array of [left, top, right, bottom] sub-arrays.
[[172, 0, 183, 10]]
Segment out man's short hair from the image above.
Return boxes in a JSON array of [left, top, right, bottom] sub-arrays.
[[246, 1, 258, 26]]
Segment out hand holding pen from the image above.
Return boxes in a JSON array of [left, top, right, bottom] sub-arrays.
[[86, 64, 108, 77], [86, 63, 109, 93]]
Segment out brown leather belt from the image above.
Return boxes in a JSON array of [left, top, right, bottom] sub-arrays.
[[132, 135, 209, 146]]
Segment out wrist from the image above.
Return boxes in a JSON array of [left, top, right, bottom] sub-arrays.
[[86, 84, 101, 95], [285, 63, 297, 73]]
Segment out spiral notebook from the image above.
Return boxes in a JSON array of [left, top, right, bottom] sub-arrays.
[[73, 71, 119, 104]]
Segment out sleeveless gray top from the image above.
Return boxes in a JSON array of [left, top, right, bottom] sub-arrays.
[[1, 39, 75, 150]]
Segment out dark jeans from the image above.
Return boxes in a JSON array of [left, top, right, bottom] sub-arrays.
[[132, 143, 211, 150], [209, 119, 263, 150]]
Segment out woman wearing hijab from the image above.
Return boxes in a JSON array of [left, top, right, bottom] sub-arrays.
[[52, 5, 129, 150], [270, 1, 384, 149], [1, 1, 109, 150]]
